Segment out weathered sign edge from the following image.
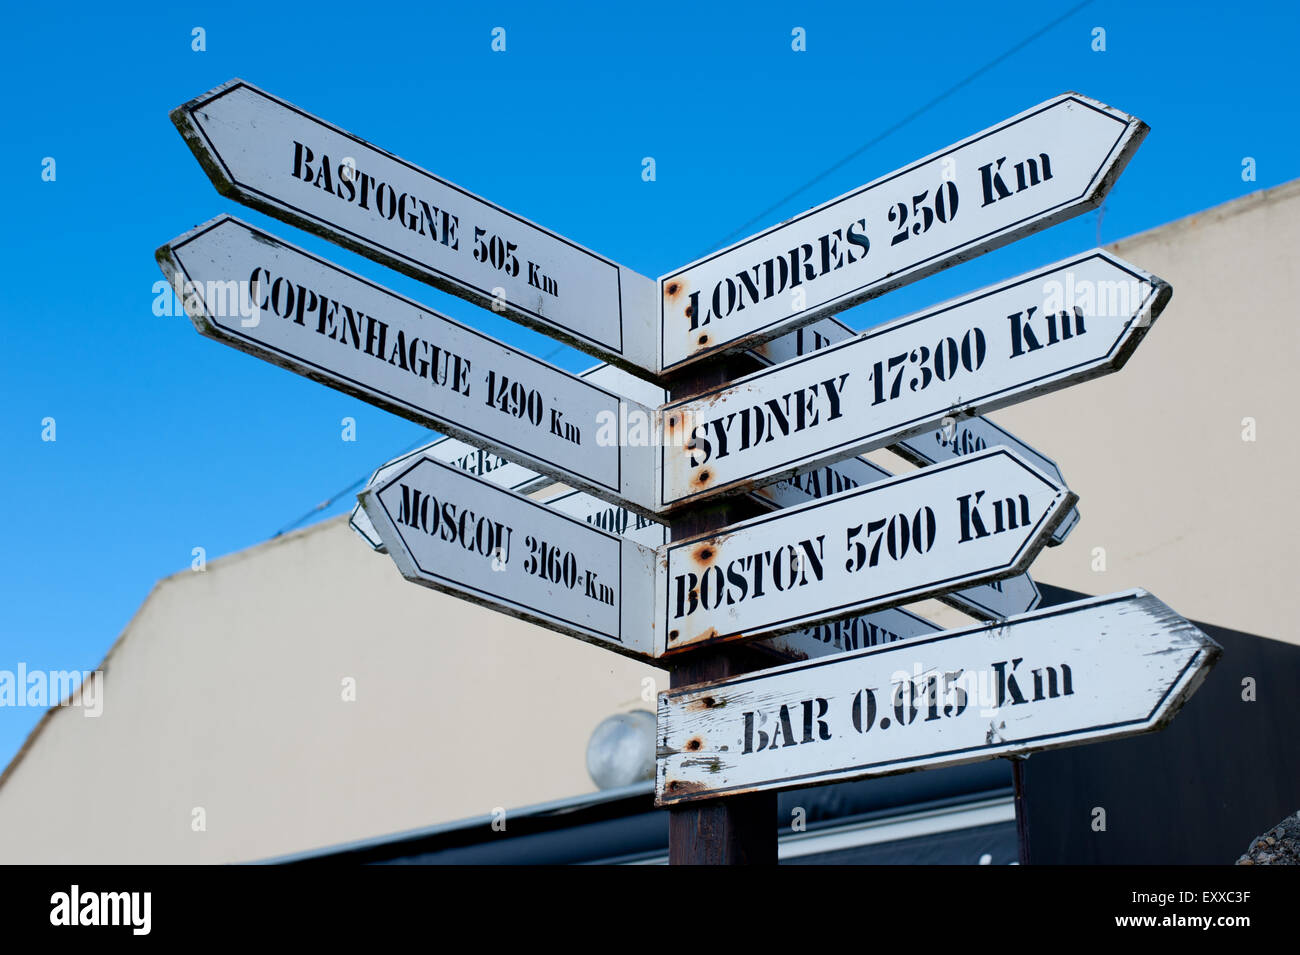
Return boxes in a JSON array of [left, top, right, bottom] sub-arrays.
[[655, 589, 1221, 805], [359, 455, 663, 665]]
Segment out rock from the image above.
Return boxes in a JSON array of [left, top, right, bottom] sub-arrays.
[[1236, 811, 1300, 865]]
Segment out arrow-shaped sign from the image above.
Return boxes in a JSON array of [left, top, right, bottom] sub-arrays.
[[657, 589, 1220, 805], [360, 453, 660, 661], [157, 216, 660, 517], [660, 249, 1169, 509], [659, 92, 1147, 371], [171, 79, 660, 376], [658, 447, 1074, 656]]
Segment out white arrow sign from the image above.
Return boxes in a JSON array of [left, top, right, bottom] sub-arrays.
[[157, 216, 660, 516], [660, 250, 1169, 509], [657, 590, 1220, 805], [360, 453, 659, 661], [172, 79, 660, 375], [659, 92, 1146, 371], [657, 447, 1074, 656]]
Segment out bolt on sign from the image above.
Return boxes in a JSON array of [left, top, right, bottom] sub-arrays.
[[660, 250, 1169, 509], [157, 216, 660, 517], [171, 79, 661, 377], [360, 454, 660, 661], [658, 447, 1075, 656], [656, 590, 1220, 806], [659, 92, 1147, 372]]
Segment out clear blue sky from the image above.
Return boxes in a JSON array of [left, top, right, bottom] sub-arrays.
[[2, 0, 1296, 768]]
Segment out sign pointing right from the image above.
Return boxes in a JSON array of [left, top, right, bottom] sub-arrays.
[[661, 249, 1170, 509], [658, 447, 1075, 656], [657, 590, 1220, 805], [659, 92, 1147, 371]]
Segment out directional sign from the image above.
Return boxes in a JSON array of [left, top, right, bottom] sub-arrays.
[[754, 316, 1079, 545], [750, 454, 1039, 621], [659, 92, 1147, 371], [350, 436, 544, 551], [157, 216, 659, 516], [360, 453, 658, 661], [657, 589, 1220, 805], [656, 447, 1074, 656], [660, 250, 1169, 509], [172, 79, 659, 375]]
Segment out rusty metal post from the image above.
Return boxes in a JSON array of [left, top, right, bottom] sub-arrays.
[[665, 354, 778, 865]]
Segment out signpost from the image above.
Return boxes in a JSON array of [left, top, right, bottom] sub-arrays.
[[659, 92, 1147, 371], [359, 454, 659, 661], [159, 78, 1211, 867], [660, 250, 1169, 509], [158, 216, 660, 517], [172, 79, 661, 376], [657, 590, 1220, 805], [658, 447, 1074, 656]]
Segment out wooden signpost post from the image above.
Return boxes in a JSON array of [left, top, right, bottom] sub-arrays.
[[160, 79, 1215, 866]]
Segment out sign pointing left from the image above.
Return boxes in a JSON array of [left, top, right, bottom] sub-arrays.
[[171, 79, 660, 376], [156, 216, 660, 516], [360, 453, 660, 662]]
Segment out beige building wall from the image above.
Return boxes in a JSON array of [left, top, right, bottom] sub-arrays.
[[1, 180, 1296, 864], [972, 178, 1300, 644], [0, 517, 668, 863]]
